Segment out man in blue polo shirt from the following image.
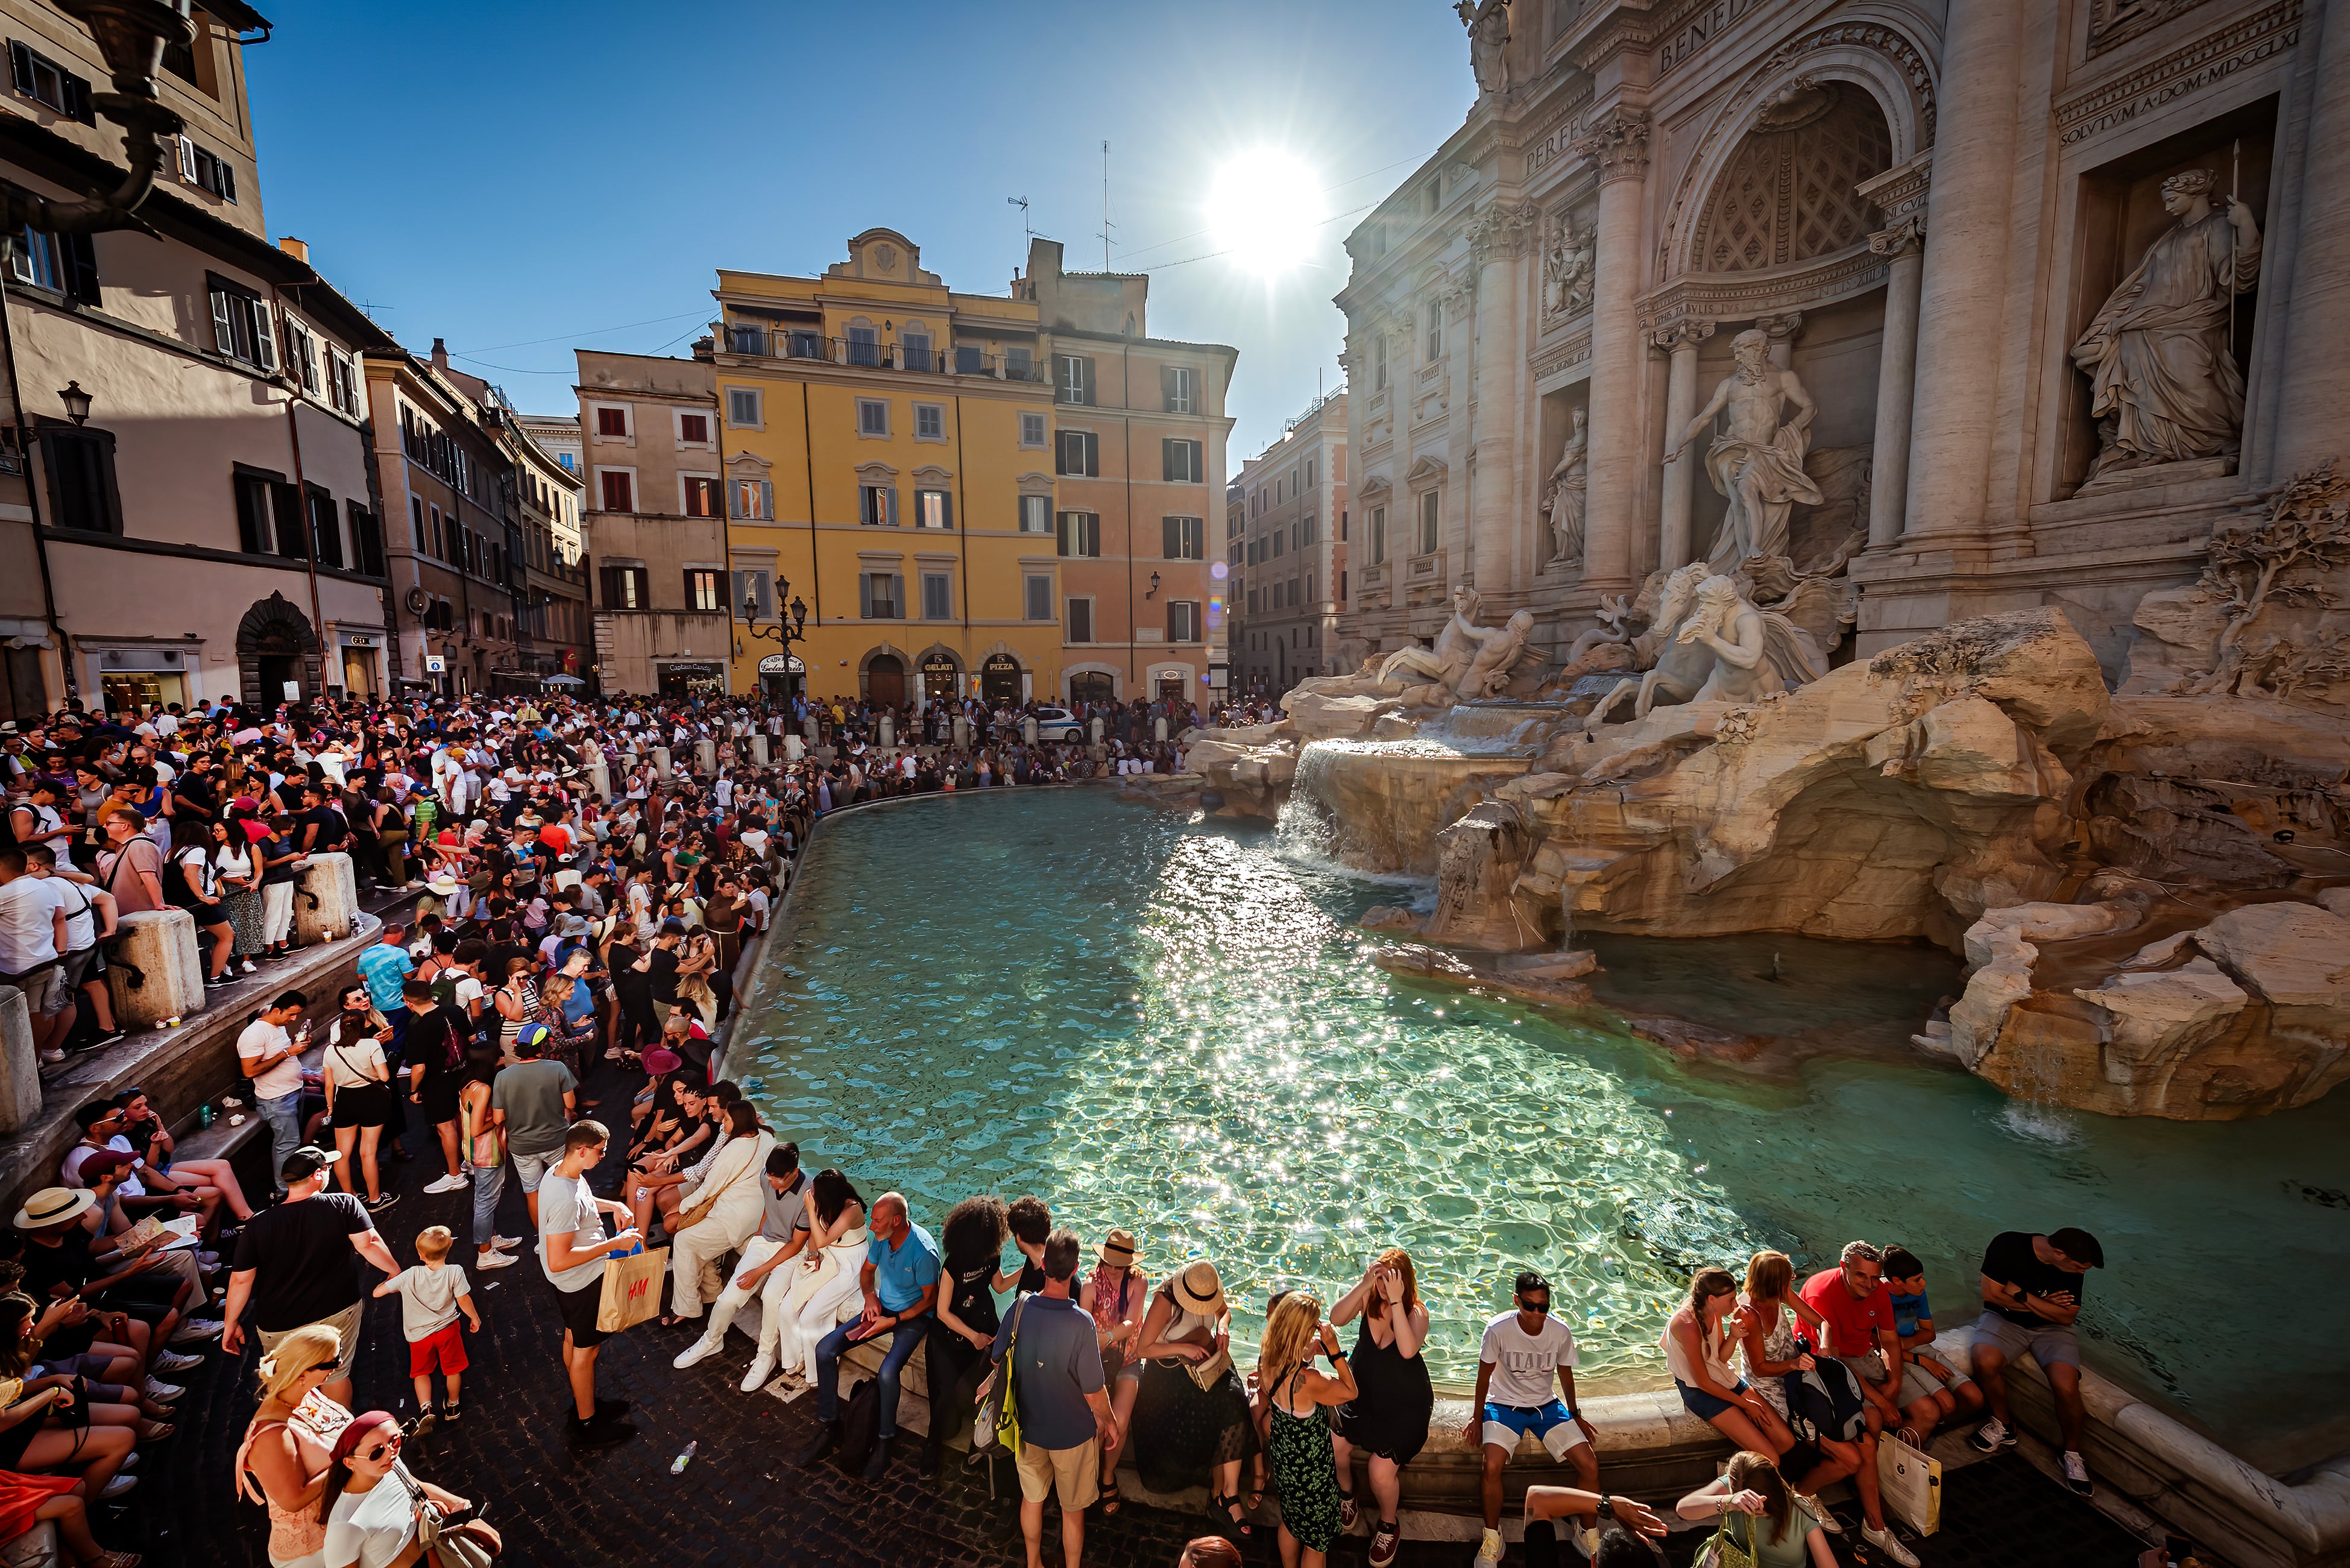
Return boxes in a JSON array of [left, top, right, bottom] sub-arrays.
[[796, 1189, 939, 1482], [355, 921, 415, 1058]]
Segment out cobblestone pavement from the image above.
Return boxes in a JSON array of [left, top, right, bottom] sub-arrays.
[[127, 1035, 2153, 1568]]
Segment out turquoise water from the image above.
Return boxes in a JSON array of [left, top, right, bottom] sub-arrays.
[[732, 789, 2350, 1470]]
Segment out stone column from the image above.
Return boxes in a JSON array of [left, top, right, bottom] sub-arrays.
[[106, 909, 204, 1030], [2267, 0, 2350, 480], [1469, 200, 1539, 594], [1866, 215, 1929, 549], [1441, 283, 1476, 591], [1649, 320, 1714, 572], [1901, 0, 2025, 543], [1572, 108, 1652, 591]]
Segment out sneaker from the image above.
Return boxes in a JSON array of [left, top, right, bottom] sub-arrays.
[[240, 959, 259, 975], [1973, 1417, 2015, 1453], [673, 1335, 723, 1370], [99, 1475, 138, 1499], [152, 1350, 204, 1374], [794, 1418, 842, 1469], [421, 1173, 468, 1194], [2063, 1450, 2093, 1496], [364, 1193, 398, 1213], [204, 974, 233, 988], [119, 1454, 139, 1472], [442, 1401, 462, 1425], [476, 1249, 516, 1269], [861, 1434, 893, 1482], [1862, 1523, 1921, 1567], [1476, 1528, 1504, 1565], [739, 1353, 776, 1393], [491, 1235, 523, 1252], [39, 1048, 65, 1065], [1370, 1522, 1400, 1568], [170, 1318, 224, 1345], [568, 1412, 635, 1447], [142, 1378, 184, 1403], [196, 1252, 221, 1272], [412, 1411, 439, 1438]]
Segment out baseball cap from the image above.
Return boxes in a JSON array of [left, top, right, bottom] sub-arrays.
[[282, 1145, 343, 1182]]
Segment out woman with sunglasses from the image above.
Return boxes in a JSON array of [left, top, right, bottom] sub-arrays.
[[318, 1412, 478, 1568]]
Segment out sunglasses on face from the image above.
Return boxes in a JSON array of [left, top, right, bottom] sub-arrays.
[[1519, 1298, 1552, 1315], [361, 1431, 403, 1461]]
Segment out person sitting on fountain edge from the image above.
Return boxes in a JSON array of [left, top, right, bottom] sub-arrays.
[[1463, 1271, 1602, 1564], [1881, 1245, 1983, 1443], [1970, 1226, 2103, 1496], [795, 1189, 939, 1482]]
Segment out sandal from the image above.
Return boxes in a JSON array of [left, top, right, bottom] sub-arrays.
[[134, 1419, 173, 1443], [1098, 1478, 1123, 1516], [1210, 1492, 1253, 1537], [93, 1554, 142, 1568]]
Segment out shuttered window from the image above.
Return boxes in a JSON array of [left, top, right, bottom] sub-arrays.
[[1025, 573, 1053, 622], [599, 470, 633, 511], [1056, 429, 1098, 477], [1161, 515, 1203, 560], [1056, 354, 1095, 406], [1056, 511, 1101, 558], [859, 572, 903, 620], [208, 276, 276, 372], [859, 485, 897, 527], [1162, 365, 1195, 414], [1162, 439, 1203, 483], [1066, 597, 1093, 643], [1168, 600, 1200, 643], [1018, 494, 1051, 534]]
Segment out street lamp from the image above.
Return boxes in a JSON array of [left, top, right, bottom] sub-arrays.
[[0, 1, 197, 238], [1145, 570, 1161, 600], [57, 383, 92, 426], [736, 578, 809, 650]]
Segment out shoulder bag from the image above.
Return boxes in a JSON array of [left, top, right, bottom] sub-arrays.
[[398, 1469, 503, 1568], [670, 1138, 757, 1234], [1692, 1509, 1756, 1568], [973, 1294, 1029, 1459]]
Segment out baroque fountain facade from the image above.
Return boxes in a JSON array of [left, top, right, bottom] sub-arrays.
[[1180, 4, 2350, 1555]]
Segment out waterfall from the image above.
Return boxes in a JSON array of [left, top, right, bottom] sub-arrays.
[[1999, 1035, 2081, 1144], [1273, 741, 1340, 861]]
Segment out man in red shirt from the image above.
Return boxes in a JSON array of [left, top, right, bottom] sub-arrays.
[[1799, 1241, 1906, 1428], [537, 807, 572, 860]]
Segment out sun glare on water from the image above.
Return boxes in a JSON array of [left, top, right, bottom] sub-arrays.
[[1207, 150, 1326, 276]]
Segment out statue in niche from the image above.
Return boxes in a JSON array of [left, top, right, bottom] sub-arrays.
[[1542, 210, 1595, 317], [2071, 167, 2262, 480], [1665, 329, 1823, 570], [1543, 405, 1588, 566], [1455, 0, 1511, 96]]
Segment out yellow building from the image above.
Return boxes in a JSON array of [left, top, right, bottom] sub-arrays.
[[711, 230, 1063, 705]]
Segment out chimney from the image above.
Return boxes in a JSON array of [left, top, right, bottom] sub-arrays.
[[276, 236, 309, 263], [430, 337, 450, 370]]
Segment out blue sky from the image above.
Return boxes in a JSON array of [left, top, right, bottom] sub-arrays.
[[245, 1, 1475, 473]]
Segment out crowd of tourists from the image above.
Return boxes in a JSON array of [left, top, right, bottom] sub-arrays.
[[1, 685, 2108, 1568]]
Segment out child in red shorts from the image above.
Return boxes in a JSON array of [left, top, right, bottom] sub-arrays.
[[373, 1224, 482, 1431]]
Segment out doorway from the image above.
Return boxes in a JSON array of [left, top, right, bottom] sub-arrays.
[[866, 653, 906, 705], [1068, 671, 1114, 707], [980, 653, 1022, 706]]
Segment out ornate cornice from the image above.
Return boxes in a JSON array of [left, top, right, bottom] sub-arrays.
[[2053, 0, 2299, 146], [1571, 107, 1652, 184], [1531, 328, 1594, 384], [2090, 0, 2219, 57], [1560, 1, 1664, 75], [1640, 245, 1889, 333], [1467, 198, 1543, 264], [1855, 151, 1932, 221]]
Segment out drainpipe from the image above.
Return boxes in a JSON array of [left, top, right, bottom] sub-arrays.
[[799, 378, 821, 651], [272, 286, 327, 696], [0, 270, 68, 703], [1121, 342, 1134, 693], [951, 389, 970, 683]]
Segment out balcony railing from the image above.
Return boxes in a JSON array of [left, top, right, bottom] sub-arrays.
[[717, 324, 1045, 382]]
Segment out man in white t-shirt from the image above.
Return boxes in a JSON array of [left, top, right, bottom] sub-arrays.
[[0, 847, 74, 1060], [238, 992, 312, 1198], [537, 1120, 640, 1447], [1463, 1271, 1605, 1564]]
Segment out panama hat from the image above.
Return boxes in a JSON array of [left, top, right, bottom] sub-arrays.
[[424, 876, 460, 897], [13, 1187, 96, 1230], [1099, 1229, 1138, 1270], [1171, 1259, 1226, 1317]]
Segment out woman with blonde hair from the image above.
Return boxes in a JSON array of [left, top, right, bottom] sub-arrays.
[[233, 1324, 352, 1568], [1331, 1249, 1432, 1566], [1254, 1290, 1358, 1568], [1675, 1449, 1835, 1566]]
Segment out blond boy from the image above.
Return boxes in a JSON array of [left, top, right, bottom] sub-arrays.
[[374, 1224, 481, 1429]]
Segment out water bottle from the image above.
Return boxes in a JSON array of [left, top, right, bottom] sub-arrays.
[[670, 1440, 696, 1475], [197, 1104, 213, 1130]]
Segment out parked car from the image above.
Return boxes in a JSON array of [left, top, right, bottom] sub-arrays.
[[1032, 706, 1086, 743]]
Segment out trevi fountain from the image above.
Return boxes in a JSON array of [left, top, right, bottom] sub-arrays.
[[1167, 2, 2350, 1562]]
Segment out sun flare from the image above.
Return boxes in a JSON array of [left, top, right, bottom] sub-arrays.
[[1206, 150, 1326, 276]]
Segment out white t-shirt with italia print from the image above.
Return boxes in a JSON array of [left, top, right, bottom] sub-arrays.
[[1479, 1311, 1580, 1407]]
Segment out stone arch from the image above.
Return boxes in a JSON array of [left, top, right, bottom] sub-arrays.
[[1687, 83, 1894, 273], [857, 641, 907, 705], [1657, 18, 1939, 281], [235, 590, 321, 707]]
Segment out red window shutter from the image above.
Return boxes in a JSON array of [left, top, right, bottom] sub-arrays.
[[601, 471, 632, 511]]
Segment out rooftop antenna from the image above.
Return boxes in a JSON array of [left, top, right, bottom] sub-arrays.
[[1007, 194, 1032, 248], [1098, 140, 1115, 271]]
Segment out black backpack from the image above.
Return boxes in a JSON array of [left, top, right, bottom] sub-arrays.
[[836, 1376, 881, 1472], [1781, 1337, 1869, 1445]]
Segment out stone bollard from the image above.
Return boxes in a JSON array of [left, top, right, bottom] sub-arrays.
[[653, 746, 672, 781], [752, 734, 769, 766], [293, 852, 358, 947], [878, 714, 894, 749], [586, 757, 611, 801], [0, 985, 40, 1133], [696, 739, 716, 776], [1023, 716, 1038, 746], [783, 733, 804, 763], [1090, 716, 1104, 746], [106, 908, 204, 1030], [1155, 714, 1170, 743], [952, 716, 969, 752], [802, 717, 818, 746]]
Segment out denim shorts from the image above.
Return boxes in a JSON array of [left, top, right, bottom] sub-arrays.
[[1675, 1376, 1752, 1421]]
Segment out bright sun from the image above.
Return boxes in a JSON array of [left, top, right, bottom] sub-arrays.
[[1207, 150, 1326, 276]]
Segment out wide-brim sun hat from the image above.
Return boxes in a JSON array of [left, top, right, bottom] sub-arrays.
[[1100, 1228, 1138, 1270], [425, 878, 460, 896], [14, 1187, 96, 1230], [1172, 1259, 1225, 1317]]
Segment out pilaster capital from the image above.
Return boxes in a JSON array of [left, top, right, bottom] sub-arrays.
[[1570, 107, 1651, 185], [1868, 212, 1927, 257], [1756, 310, 1805, 345], [1467, 198, 1543, 266], [1646, 318, 1716, 353]]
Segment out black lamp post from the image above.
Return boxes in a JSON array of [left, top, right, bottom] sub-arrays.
[[1, 1, 198, 238], [737, 579, 808, 650], [57, 382, 92, 426]]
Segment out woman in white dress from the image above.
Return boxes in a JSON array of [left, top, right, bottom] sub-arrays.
[[665, 1104, 774, 1324], [774, 1169, 868, 1387]]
